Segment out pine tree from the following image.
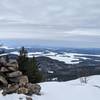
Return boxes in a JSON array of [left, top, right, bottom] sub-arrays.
[[19, 47, 28, 57], [17, 47, 28, 73], [17, 47, 42, 83], [28, 57, 42, 83], [5, 55, 9, 63]]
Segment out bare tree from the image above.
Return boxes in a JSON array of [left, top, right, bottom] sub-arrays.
[[79, 68, 89, 84]]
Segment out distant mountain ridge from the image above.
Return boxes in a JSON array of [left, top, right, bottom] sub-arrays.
[[0, 45, 100, 81]]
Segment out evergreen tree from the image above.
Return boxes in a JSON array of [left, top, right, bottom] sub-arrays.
[[17, 47, 42, 83], [5, 55, 9, 63], [19, 47, 28, 57], [17, 47, 28, 73]]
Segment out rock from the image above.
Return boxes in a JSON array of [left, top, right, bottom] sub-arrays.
[[8, 76, 28, 84], [6, 63, 18, 69], [9, 59, 18, 64], [6, 59, 19, 70], [26, 97, 33, 100], [17, 87, 29, 94], [8, 66, 18, 71], [19, 76, 29, 86], [8, 71, 22, 78], [8, 77, 19, 83], [0, 57, 41, 96], [0, 57, 6, 65], [19, 97, 23, 100], [2, 84, 19, 95], [0, 67, 9, 72], [27, 83, 41, 95], [0, 75, 8, 86]]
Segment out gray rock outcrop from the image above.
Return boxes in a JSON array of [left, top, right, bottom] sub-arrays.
[[0, 57, 41, 96], [0, 75, 8, 86], [7, 71, 22, 78]]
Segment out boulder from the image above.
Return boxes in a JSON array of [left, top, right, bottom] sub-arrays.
[[0, 57, 41, 96], [0, 57, 6, 65], [0, 75, 8, 86], [19, 76, 29, 86], [2, 84, 19, 95], [6, 63, 18, 69], [6, 59, 19, 70], [8, 66, 17, 71], [0, 67, 9, 72], [7, 71, 22, 78], [27, 83, 41, 95], [8, 59, 18, 64], [17, 87, 29, 94], [8, 77, 19, 83], [8, 76, 28, 83], [26, 97, 33, 100]]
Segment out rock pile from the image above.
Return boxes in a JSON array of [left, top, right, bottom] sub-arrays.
[[0, 57, 41, 96]]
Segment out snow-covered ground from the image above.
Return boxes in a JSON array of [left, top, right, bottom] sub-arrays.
[[10, 51, 100, 64], [46, 53, 80, 64], [0, 75, 100, 100], [10, 51, 81, 64], [0, 45, 14, 50], [0, 45, 100, 64]]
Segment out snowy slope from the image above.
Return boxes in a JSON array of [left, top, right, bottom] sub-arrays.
[[0, 75, 100, 100]]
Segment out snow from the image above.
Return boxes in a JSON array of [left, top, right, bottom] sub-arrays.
[[2, 51, 100, 64], [0, 75, 100, 100], [28, 51, 81, 64], [37, 75, 100, 100], [0, 93, 26, 100], [46, 53, 80, 64], [47, 71, 54, 74], [44, 52, 57, 56], [51, 77, 58, 81], [10, 51, 20, 55], [0, 46, 14, 50], [27, 51, 100, 64], [10, 51, 80, 64], [76, 56, 90, 60], [95, 60, 100, 62], [28, 52, 43, 57], [0, 53, 8, 57]]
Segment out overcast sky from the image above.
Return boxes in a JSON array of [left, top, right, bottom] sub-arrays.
[[0, 0, 100, 48]]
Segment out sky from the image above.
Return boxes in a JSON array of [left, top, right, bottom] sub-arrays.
[[0, 0, 100, 48]]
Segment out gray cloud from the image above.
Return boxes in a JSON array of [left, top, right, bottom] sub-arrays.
[[0, 0, 99, 26], [0, 0, 100, 48]]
